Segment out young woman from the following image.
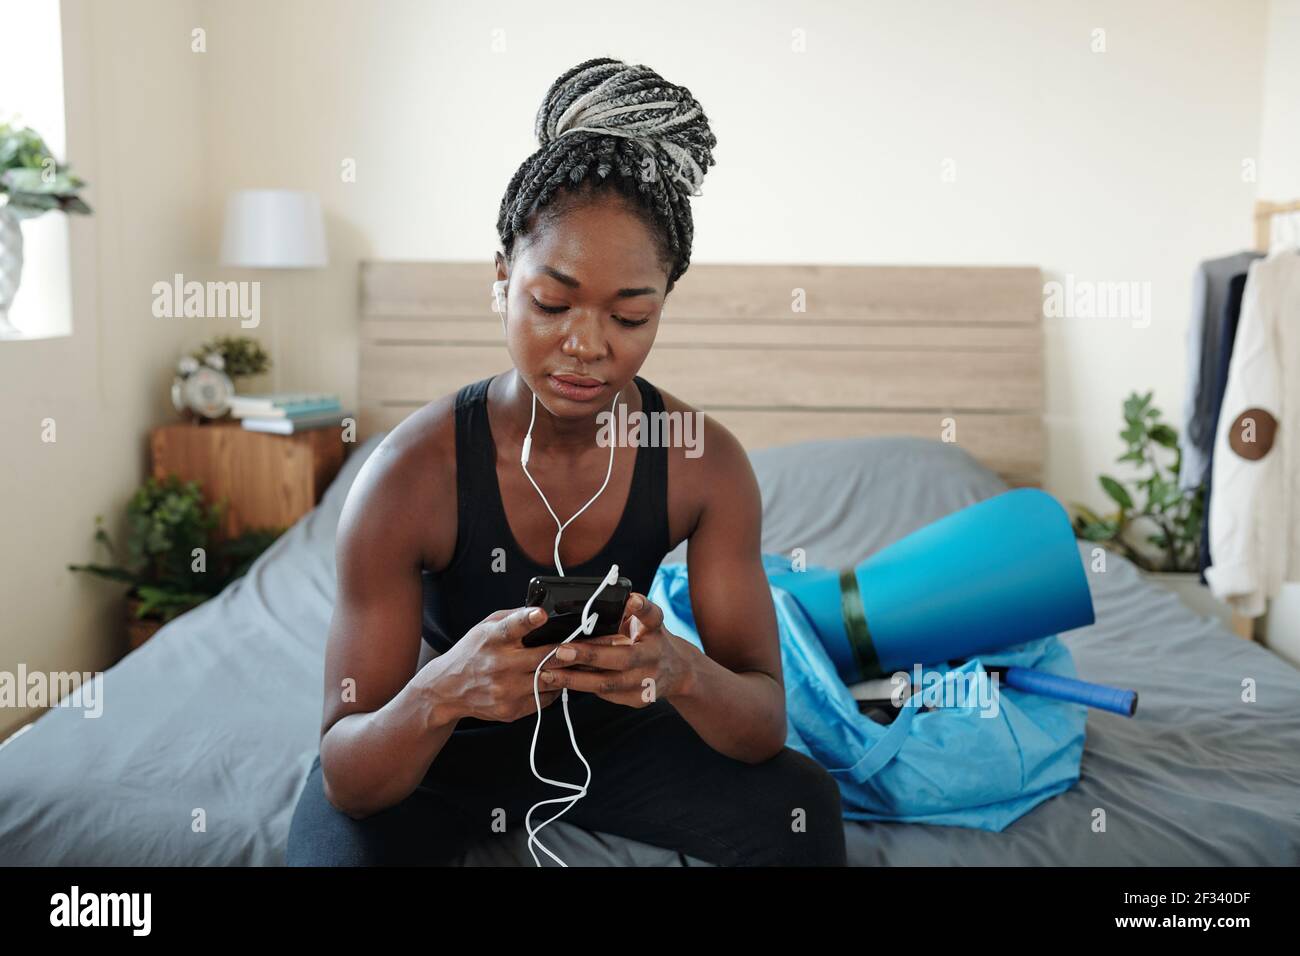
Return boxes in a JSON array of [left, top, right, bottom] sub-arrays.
[[287, 58, 847, 867]]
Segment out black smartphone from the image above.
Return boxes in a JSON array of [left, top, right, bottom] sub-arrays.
[[522, 575, 632, 647]]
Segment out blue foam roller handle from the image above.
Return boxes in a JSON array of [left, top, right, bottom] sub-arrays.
[[1002, 666, 1138, 717]]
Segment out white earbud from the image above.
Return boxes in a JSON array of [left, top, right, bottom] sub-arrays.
[[492, 279, 508, 333]]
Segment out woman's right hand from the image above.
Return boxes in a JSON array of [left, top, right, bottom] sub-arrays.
[[425, 606, 572, 724]]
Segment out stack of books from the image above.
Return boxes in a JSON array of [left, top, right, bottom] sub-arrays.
[[230, 392, 352, 435]]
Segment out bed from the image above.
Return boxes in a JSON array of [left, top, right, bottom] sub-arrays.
[[2, 262, 1298, 866]]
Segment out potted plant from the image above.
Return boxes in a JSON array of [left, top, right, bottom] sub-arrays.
[[67, 475, 282, 650], [1070, 391, 1240, 628], [189, 335, 271, 383], [0, 120, 93, 338]]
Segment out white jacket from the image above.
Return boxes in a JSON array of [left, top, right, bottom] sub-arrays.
[[1205, 247, 1300, 617]]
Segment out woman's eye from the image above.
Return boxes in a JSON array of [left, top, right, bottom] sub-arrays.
[[531, 297, 567, 315], [531, 297, 648, 327]]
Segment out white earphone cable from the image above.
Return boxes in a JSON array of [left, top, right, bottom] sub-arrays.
[[497, 279, 625, 866], [522, 565, 617, 867], [520, 389, 622, 867], [520, 388, 621, 577]]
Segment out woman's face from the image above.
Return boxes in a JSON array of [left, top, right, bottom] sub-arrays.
[[496, 198, 668, 418]]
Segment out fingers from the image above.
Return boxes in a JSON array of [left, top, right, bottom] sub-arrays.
[[521, 637, 632, 671], [579, 633, 636, 647], [521, 642, 583, 670], [620, 593, 664, 633], [494, 606, 547, 644], [538, 666, 648, 697], [618, 594, 642, 630], [510, 689, 562, 719], [548, 640, 642, 672]]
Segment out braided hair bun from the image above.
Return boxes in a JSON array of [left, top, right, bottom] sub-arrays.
[[497, 57, 718, 290]]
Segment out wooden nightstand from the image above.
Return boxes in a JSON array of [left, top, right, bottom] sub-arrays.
[[148, 418, 351, 540]]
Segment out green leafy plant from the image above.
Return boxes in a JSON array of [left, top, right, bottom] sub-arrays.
[[189, 334, 271, 381], [1072, 390, 1205, 573], [67, 475, 282, 622], [0, 121, 92, 218]]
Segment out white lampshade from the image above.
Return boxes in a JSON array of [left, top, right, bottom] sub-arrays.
[[220, 189, 328, 268]]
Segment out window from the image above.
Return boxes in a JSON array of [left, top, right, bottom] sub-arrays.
[[0, 0, 72, 339]]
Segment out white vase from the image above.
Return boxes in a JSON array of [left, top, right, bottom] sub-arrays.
[[0, 206, 24, 339]]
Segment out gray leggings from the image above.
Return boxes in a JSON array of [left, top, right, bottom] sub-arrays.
[[287, 692, 848, 866]]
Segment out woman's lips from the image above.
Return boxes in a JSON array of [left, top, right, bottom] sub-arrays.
[[548, 374, 607, 401]]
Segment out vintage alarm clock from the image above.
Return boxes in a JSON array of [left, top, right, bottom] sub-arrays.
[[171, 353, 235, 420]]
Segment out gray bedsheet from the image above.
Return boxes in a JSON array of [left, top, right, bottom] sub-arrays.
[[1, 432, 1297, 866]]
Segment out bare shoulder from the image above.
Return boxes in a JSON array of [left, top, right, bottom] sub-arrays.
[[654, 383, 750, 473], [337, 392, 459, 573], [651, 383, 758, 538]]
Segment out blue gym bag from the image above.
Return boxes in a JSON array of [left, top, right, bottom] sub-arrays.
[[647, 554, 1087, 832]]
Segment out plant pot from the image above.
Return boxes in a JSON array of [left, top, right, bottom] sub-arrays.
[[125, 593, 165, 651], [0, 206, 25, 339], [1140, 570, 1249, 637]]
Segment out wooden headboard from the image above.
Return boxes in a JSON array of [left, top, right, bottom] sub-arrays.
[[358, 262, 1044, 486]]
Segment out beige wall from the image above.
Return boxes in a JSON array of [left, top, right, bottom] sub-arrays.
[[1, 0, 1294, 736], [0, 0, 210, 736], [1259, 0, 1300, 200], [196, 0, 1274, 504]]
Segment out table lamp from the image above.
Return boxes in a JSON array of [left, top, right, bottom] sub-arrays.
[[219, 189, 328, 392]]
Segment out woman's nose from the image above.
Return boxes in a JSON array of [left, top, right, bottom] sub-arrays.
[[560, 314, 608, 362]]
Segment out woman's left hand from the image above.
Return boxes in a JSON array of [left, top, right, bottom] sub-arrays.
[[538, 593, 696, 707]]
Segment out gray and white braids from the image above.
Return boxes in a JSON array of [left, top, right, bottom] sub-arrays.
[[497, 57, 718, 290]]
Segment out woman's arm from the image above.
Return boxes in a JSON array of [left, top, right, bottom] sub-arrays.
[[661, 421, 786, 762], [317, 439, 465, 819]]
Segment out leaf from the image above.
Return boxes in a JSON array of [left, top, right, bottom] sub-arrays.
[[1072, 503, 1105, 523], [1100, 475, 1134, 510], [59, 195, 92, 215], [1072, 503, 1117, 542], [1122, 392, 1142, 421], [134, 585, 208, 622], [1082, 521, 1117, 541], [1, 167, 80, 194], [66, 563, 141, 585], [0, 123, 53, 171], [1149, 423, 1178, 448], [1151, 477, 1182, 508]]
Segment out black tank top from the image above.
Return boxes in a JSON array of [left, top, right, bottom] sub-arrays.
[[420, 374, 673, 655]]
